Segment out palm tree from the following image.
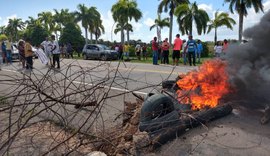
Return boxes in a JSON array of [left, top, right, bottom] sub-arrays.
[[174, 2, 209, 36], [125, 0, 142, 43], [93, 19, 105, 43], [150, 14, 170, 42], [0, 26, 6, 34], [158, 0, 189, 44], [111, 0, 142, 44], [111, 0, 128, 44], [224, 0, 264, 42], [114, 22, 133, 39], [38, 11, 54, 33], [6, 18, 25, 41], [74, 4, 90, 44], [208, 11, 236, 43], [87, 7, 102, 44]]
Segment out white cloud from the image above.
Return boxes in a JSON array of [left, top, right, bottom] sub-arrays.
[[198, 4, 213, 14], [143, 18, 155, 27], [2, 14, 17, 26]]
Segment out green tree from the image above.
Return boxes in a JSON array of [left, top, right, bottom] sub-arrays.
[[125, 0, 142, 43], [0, 34, 8, 41], [87, 7, 102, 44], [6, 18, 25, 41], [38, 11, 54, 33], [93, 19, 105, 44], [174, 2, 209, 36], [208, 11, 236, 43], [74, 4, 90, 44], [59, 22, 84, 53], [158, 0, 189, 44], [0, 26, 6, 34], [28, 25, 49, 46], [224, 0, 264, 42], [150, 14, 170, 42], [114, 23, 133, 42], [111, 0, 142, 44]]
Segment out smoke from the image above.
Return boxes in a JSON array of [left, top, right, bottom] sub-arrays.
[[225, 10, 270, 109]]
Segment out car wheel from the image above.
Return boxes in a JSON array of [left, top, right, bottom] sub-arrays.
[[100, 55, 107, 61], [83, 54, 88, 60]]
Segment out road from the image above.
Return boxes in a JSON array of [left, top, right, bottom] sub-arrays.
[[0, 58, 197, 132]]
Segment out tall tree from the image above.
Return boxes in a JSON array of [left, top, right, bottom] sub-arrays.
[[174, 2, 209, 36], [125, 0, 142, 43], [111, 0, 142, 44], [74, 4, 90, 44], [224, 0, 264, 42], [38, 11, 54, 33], [208, 11, 236, 43], [6, 18, 25, 41], [158, 0, 189, 44], [111, 0, 128, 44], [150, 14, 170, 42], [93, 19, 105, 44], [87, 6, 102, 44]]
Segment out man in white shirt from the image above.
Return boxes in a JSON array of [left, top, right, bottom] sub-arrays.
[[50, 35, 60, 69], [41, 37, 52, 66]]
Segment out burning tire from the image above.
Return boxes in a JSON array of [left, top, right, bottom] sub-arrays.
[[162, 80, 179, 92], [139, 94, 179, 132]]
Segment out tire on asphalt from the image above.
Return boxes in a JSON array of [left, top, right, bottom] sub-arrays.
[[83, 54, 88, 60], [100, 55, 107, 61], [139, 110, 180, 132], [139, 94, 179, 132]]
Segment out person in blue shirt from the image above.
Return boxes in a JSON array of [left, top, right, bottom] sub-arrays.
[[185, 35, 197, 66], [196, 40, 203, 63]]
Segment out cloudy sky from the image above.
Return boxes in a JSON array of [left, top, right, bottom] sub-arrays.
[[0, 0, 269, 42]]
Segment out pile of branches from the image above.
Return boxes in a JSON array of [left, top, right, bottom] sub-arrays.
[[0, 60, 157, 155]]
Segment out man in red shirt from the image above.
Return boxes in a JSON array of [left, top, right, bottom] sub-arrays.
[[172, 34, 183, 66], [152, 37, 159, 65]]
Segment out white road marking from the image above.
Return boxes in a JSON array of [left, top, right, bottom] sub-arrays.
[[1, 68, 148, 95]]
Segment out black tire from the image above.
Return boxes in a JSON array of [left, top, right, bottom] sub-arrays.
[[100, 55, 107, 61], [139, 110, 179, 132], [140, 94, 175, 122], [83, 54, 88, 60]]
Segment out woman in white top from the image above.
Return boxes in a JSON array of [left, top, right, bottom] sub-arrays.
[[214, 41, 223, 57]]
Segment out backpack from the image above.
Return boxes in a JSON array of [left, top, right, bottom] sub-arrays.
[[187, 40, 196, 52]]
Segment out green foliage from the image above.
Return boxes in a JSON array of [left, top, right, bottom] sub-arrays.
[[0, 34, 8, 41], [25, 25, 49, 46], [201, 41, 210, 57], [59, 22, 84, 52]]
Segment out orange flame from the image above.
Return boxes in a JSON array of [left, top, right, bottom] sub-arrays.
[[176, 59, 230, 110]]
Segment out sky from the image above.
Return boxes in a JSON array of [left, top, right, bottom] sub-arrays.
[[0, 0, 270, 42]]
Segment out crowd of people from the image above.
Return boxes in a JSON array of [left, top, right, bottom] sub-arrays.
[[151, 34, 230, 66], [0, 35, 74, 71]]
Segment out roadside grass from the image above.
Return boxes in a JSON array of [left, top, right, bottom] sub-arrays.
[[67, 52, 214, 65]]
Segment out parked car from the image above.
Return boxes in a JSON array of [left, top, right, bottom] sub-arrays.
[[82, 44, 118, 61], [11, 44, 19, 60]]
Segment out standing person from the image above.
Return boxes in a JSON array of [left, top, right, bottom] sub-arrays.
[[118, 44, 123, 60], [185, 35, 197, 66], [123, 42, 130, 60], [50, 35, 60, 69], [5, 39, 12, 65], [24, 38, 34, 70], [1, 41, 7, 64], [41, 37, 52, 66], [142, 43, 147, 61], [135, 43, 141, 60], [161, 38, 170, 64], [181, 39, 187, 65], [172, 34, 182, 66], [152, 37, 159, 65], [214, 41, 223, 57], [18, 40, 25, 68], [66, 42, 73, 59], [196, 39, 203, 63], [0, 41, 2, 71], [223, 39, 229, 54]]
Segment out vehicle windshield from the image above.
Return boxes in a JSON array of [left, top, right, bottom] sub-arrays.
[[99, 45, 110, 50]]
